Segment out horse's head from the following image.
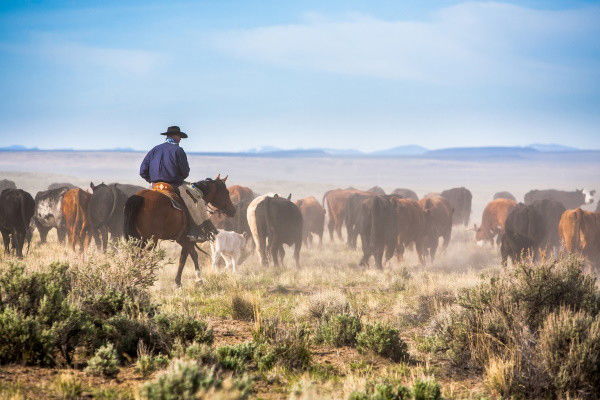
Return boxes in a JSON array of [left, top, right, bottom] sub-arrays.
[[193, 174, 236, 217]]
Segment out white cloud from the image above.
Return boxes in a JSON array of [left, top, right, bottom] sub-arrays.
[[212, 2, 600, 88], [28, 35, 163, 75]]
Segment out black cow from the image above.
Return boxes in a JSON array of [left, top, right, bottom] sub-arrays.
[[344, 192, 373, 249], [357, 195, 398, 269], [0, 189, 35, 258], [367, 186, 386, 195], [47, 182, 77, 190], [89, 182, 129, 251], [530, 199, 565, 255], [501, 204, 545, 265], [109, 183, 145, 198], [524, 189, 595, 210], [253, 195, 303, 267], [33, 186, 70, 243], [493, 191, 516, 202], [0, 179, 17, 194], [391, 188, 418, 201], [440, 187, 472, 226]]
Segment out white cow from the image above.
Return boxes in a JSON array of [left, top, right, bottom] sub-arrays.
[[210, 229, 249, 273]]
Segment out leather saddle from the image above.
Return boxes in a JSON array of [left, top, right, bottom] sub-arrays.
[[151, 182, 183, 211]]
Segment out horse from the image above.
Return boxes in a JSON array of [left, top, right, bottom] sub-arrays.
[[89, 182, 128, 252], [123, 176, 235, 286]]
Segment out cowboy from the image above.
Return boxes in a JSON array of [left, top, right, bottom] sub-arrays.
[[139, 126, 208, 241]]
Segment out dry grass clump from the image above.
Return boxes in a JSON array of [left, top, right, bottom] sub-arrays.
[[231, 294, 256, 321], [296, 290, 352, 321]]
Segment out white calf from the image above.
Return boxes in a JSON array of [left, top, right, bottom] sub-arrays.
[[210, 229, 249, 273]]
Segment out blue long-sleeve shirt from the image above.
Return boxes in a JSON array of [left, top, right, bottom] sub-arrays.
[[139, 142, 190, 186]]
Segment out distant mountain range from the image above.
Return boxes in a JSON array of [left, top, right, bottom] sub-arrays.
[[0, 143, 596, 161]]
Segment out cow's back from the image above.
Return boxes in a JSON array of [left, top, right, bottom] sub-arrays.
[[530, 199, 566, 249], [392, 188, 418, 201], [265, 197, 303, 245], [0, 189, 35, 231], [493, 191, 516, 202]]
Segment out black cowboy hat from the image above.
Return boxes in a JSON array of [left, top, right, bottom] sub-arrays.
[[160, 126, 188, 139]]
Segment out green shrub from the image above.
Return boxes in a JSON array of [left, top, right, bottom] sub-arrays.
[[253, 319, 311, 370], [0, 307, 55, 366], [357, 323, 409, 362], [176, 341, 215, 365], [538, 308, 600, 398], [231, 295, 255, 321], [139, 359, 221, 400], [155, 313, 214, 347], [85, 343, 119, 378], [438, 256, 600, 369], [412, 377, 441, 400], [217, 342, 256, 372], [136, 354, 170, 378], [52, 373, 84, 400], [316, 313, 362, 347], [349, 381, 411, 400]]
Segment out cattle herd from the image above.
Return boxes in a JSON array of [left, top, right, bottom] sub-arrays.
[[0, 177, 599, 272]]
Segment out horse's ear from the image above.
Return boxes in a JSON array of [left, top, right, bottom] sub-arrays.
[[274, 194, 279, 198], [223, 175, 228, 182], [287, 193, 292, 201], [90, 182, 95, 190], [216, 173, 221, 180]]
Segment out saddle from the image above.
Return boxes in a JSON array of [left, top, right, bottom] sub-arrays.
[[151, 182, 183, 211]]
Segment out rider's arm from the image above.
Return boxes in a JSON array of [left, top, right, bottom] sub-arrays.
[[176, 148, 190, 180], [139, 149, 153, 183]]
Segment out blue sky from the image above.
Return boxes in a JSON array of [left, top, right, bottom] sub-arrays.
[[0, 0, 599, 152]]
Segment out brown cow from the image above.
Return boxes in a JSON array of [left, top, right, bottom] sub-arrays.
[[559, 208, 600, 267], [419, 195, 453, 263], [392, 197, 426, 265], [295, 196, 325, 247], [61, 188, 93, 252], [475, 198, 517, 246], [322, 188, 373, 241]]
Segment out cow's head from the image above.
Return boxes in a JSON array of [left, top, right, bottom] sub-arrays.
[[582, 189, 596, 204]]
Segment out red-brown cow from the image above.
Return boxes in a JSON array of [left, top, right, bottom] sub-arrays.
[[61, 188, 93, 252], [475, 198, 517, 246], [295, 196, 326, 247], [322, 188, 374, 241], [419, 195, 453, 263], [559, 208, 600, 267]]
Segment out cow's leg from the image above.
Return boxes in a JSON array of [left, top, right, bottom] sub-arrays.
[[270, 240, 280, 267], [293, 241, 301, 268], [230, 255, 237, 273], [211, 248, 218, 270], [258, 235, 268, 267], [359, 235, 370, 267], [396, 241, 405, 263], [100, 226, 109, 252], [430, 237, 439, 263], [318, 230, 323, 247], [1, 230, 10, 254], [327, 218, 335, 242], [175, 242, 189, 287], [57, 225, 67, 244], [335, 218, 344, 241], [12, 230, 23, 258], [442, 229, 451, 251]]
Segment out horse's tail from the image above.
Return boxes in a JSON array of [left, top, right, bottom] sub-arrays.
[[124, 195, 144, 240]]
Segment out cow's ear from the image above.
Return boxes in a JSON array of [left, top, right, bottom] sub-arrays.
[[287, 193, 292, 201], [90, 182, 95, 190]]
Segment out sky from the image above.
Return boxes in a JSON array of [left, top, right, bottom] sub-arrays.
[[0, 0, 599, 152]]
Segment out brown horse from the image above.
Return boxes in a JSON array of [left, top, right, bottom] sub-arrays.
[[124, 176, 235, 286]]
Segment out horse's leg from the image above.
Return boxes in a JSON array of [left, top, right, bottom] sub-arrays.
[[175, 242, 189, 287], [188, 243, 202, 282]]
